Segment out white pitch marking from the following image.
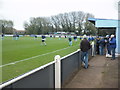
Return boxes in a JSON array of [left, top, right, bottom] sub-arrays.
[[0, 45, 78, 68]]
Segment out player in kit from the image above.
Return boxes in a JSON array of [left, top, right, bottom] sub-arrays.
[[50, 35, 52, 39], [41, 35, 46, 46], [1, 33, 4, 40], [34, 35, 37, 40], [16, 34, 19, 40], [73, 35, 77, 42], [59, 35, 61, 40], [68, 35, 72, 46]]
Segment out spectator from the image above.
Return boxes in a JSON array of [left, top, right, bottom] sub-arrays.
[[96, 36, 100, 54], [105, 35, 111, 57], [91, 36, 94, 41], [88, 36, 91, 42], [80, 35, 91, 69], [109, 34, 116, 60], [91, 39, 95, 56], [98, 37, 105, 55]]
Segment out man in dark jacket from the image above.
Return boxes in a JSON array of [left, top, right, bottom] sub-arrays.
[[96, 36, 100, 54], [80, 35, 91, 69], [105, 35, 111, 57], [98, 37, 105, 55]]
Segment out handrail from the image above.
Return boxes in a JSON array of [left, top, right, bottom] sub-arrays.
[[0, 61, 55, 89], [61, 49, 80, 60], [0, 49, 81, 89]]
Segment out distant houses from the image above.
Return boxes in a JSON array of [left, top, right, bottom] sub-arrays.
[[13, 29, 26, 35]]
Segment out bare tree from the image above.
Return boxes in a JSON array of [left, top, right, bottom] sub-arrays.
[[24, 11, 96, 35]]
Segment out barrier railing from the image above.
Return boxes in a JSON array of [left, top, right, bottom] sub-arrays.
[[0, 44, 94, 89]]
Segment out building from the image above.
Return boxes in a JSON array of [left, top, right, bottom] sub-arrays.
[[88, 18, 120, 54], [14, 30, 26, 35]]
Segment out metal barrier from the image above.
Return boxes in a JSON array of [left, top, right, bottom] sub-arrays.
[[61, 49, 81, 86], [0, 46, 94, 89], [1, 61, 55, 88]]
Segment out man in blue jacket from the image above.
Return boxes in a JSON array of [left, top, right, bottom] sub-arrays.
[[109, 34, 116, 60]]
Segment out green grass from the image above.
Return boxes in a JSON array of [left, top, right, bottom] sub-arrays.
[[1, 36, 80, 83]]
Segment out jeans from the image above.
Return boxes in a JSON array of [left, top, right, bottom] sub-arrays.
[[99, 46, 104, 55], [111, 48, 116, 59], [81, 51, 88, 68], [107, 47, 111, 55]]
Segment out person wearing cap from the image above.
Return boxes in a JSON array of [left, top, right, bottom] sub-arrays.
[[80, 35, 91, 69], [109, 34, 116, 60], [105, 35, 111, 57]]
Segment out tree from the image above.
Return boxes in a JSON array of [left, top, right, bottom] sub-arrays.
[[24, 17, 52, 34], [0, 20, 14, 34], [76, 11, 85, 35], [24, 11, 96, 35], [83, 13, 96, 35]]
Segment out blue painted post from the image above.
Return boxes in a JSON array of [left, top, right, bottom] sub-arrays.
[[116, 27, 120, 54], [118, 2, 120, 54]]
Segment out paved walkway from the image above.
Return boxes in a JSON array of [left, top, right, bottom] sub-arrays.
[[63, 55, 119, 88]]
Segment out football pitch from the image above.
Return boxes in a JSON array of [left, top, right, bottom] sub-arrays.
[[1, 36, 80, 83]]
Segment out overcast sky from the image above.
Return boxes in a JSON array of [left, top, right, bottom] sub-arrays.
[[0, 0, 119, 30]]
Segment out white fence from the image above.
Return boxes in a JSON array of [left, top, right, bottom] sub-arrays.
[[0, 47, 94, 89]]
